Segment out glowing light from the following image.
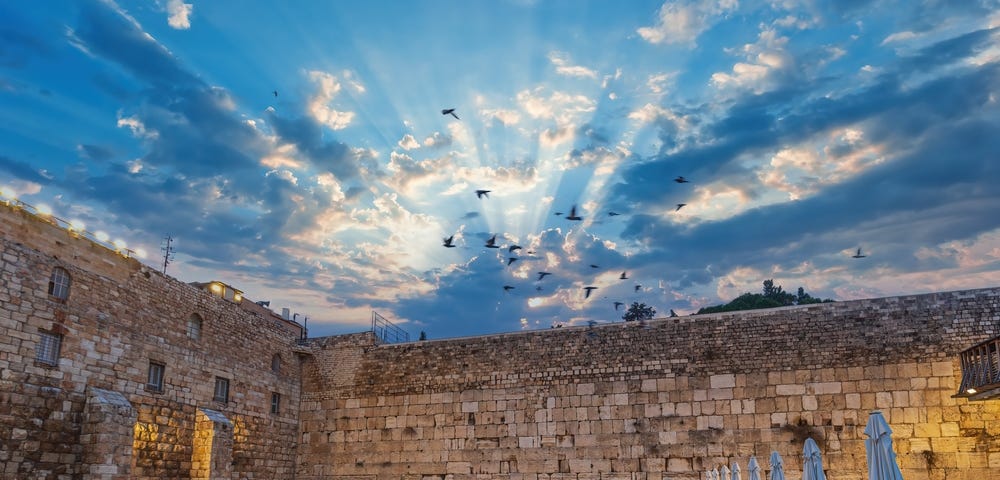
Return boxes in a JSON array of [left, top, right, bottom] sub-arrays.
[[134, 248, 148, 259], [36, 203, 53, 216], [210, 283, 223, 293], [233, 293, 243, 302], [69, 219, 86, 232], [112, 239, 127, 251], [528, 298, 544, 308], [519, 318, 528, 329], [0, 186, 14, 200], [95, 231, 110, 242], [966, 388, 978, 395]]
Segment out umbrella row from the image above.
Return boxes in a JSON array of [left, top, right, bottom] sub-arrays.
[[704, 411, 904, 480]]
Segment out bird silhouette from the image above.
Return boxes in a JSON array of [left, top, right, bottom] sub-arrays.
[[503, 285, 515, 292], [619, 271, 628, 280], [608, 211, 620, 216], [272, 90, 278, 97], [508, 245, 522, 253], [537, 272, 552, 281], [634, 285, 642, 292], [476, 189, 490, 199], [442, 108, 460, 120], [507, 257, 518, 266], [590, 264, 600, 269], [675, 203, 686, 211], [565, 205, 583, 221], [614, 301, 624, 311], [442, 235, 456, 248], [583, 286, 597, 299], [485, 234, 499, 248], [554, 212, 563, 216], [674, 176, 690, 183], [852, 247, 867, 258]]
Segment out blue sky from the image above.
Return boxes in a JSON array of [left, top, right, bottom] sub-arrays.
[[2, 0, 1000, 339]]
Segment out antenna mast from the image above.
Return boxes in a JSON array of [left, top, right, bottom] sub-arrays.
[[161, 234, 175, 274]]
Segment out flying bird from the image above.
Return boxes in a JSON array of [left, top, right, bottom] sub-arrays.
[[503, 285, 515, 292], [619, 271, 628, 280], [554, 212, 563, 216], [442, 108, 460, 120], [634, 285, 642, 292], [537, 272, 552, 281], [507, 257, 518, 266], [508, 245, 522, 253], [675, 203, 686, 211], [852, 248, 867, 259], [590, 264, 600, 269], [614, 301, 624, 311], [674, 176, 690, 183], [608, 211, 621, 216], [442, 235, 456, 248], [583, 286, 598, 299], [565, 205, 582, 221], [476, 189, 491, 199], [272, 90, 278, 97], [485, 234, 499, 248]]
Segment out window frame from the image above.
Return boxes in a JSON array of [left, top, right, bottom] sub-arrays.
[[271, 354, 281, 374], [187, 313, 203, 340], [36, 331, 62, 366], [146, 361, 165, 393], [213, 376, 230, 404], [270, 392, 281, 414], [47, 267, 71, 300]]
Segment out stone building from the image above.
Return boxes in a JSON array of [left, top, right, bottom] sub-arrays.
[[2, 200, 999, 480]]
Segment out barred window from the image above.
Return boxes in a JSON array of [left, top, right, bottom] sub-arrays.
[[187, 313, 203, 340], [147, 362, 165, 392], [270, 392, 281, 414], [213, 377, 229, 403], [36, 331, 62, 365], [47, 267, 71, 300]]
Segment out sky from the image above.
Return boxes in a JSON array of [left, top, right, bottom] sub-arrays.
[[2, 0, 1000, 340]]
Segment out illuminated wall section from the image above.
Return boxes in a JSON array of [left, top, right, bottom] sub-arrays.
[[191, 408, 233, 480]]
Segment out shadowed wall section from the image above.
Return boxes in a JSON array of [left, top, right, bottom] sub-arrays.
[[296, 290, 1000, 480]]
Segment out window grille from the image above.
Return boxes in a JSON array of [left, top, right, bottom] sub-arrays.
[[147, 362, 165, 392], [213, 377, 229, 403], [36, 331, 62, 365], [270, 392, 281, 414], [48, 267, 71, 300], [187, 314, 202, 340]]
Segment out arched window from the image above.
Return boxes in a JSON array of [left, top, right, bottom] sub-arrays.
[[47, 267, 71, 300], [271, 354, 281, 374], [187, 313, 203, 340]]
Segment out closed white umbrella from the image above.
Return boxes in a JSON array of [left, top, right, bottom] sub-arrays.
[[721, 465, 731, 480], [731, 461, 743, 480], [803, 438, 827, 480], [769, 451, 786, 480], [865, 411, 905, 480], [747, 456, 762, 480]]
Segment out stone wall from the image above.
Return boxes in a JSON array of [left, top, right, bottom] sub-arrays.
[[0, 203, 303, 479], [296, 289, 1000, 480]]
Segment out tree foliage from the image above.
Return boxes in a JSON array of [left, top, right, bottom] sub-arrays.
[[623, 302, 656, 322], [696, 280, 833, 314]]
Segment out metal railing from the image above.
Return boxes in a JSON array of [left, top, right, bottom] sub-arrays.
[[372, 311, 409, 344], [957, 336, 1000, 398], [1, 198, 138, 259]]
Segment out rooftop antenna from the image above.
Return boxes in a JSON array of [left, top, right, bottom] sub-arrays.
[[160, 234, 175, 274]]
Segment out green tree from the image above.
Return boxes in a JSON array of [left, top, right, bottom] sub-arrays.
[[697, 280, 833, 314], [418, 331, 427, 341], [623, 302, 656, 322]]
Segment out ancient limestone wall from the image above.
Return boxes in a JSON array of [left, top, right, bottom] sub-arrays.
[[297, 289, 1000, 480], [0, 204, 302, 479]]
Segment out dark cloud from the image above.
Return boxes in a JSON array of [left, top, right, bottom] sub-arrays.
[[0, 155, 53, 184], [267, 111, 374, 180], [77, 144, 114, 161]]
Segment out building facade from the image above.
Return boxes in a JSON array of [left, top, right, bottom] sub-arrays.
[[2, 201, 1000, 480]]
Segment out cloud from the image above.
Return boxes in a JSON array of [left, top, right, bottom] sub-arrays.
[[0, 155, 54, 185], [423, 131, 453, 148], [710, 28, 794, 94], [397, 134, 420, 150], [166, 0, 193, 30], [637, 0, 738, 46], [307, 70, 356, 131], [548, 51, 598, 79], [516, 87, 596, 126], [76, 144, 114, 161], [482, 108, 522, 125]]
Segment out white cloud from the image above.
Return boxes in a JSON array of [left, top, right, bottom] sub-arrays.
[[548, 51, 598, 79], [117, 114, 158, 139], [166, 0, 193, 30], [710, 28, 792, 93], [881, 31, 918, 45], [397, 134, 420, 150], [482, 108, 522, 125], [540, 127, 574, 148], [423, 132, 453, 148], [307, 70, 356, 131], [260, 143, 303, 169], [647, 72, 677, 94], [516, 87, 596, 126], [637, 0, 738, 46]]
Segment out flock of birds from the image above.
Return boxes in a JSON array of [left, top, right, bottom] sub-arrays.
[[430, 106, 871, 321]]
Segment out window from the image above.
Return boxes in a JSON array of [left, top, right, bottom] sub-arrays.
[[270, 392, 281, 414], [147, 362, 165, 392], [271, 354, 281, 374], [213, 377, 229, 403], [47, 267, 71, 300], [36, 331, 62, 365], [187, 314, 202, 340]]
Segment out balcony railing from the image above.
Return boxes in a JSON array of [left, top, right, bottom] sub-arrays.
[[955, 336, 1000, 400], [371, 311, 409, 344]]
